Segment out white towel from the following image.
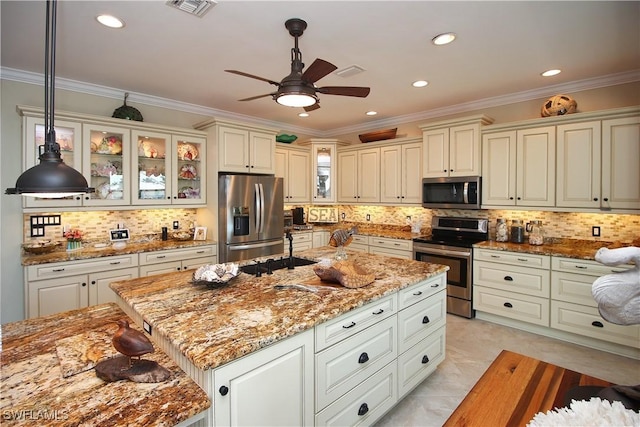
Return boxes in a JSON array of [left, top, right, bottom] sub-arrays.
[[591, 247, 640, 326]]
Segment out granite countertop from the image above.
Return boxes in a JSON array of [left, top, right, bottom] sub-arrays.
[[0, 303, 210, 427], [474, 238, 619, 260], [110, 247, 448, 371], [306, 222, 424, 240], [21, 239, 216, 266]]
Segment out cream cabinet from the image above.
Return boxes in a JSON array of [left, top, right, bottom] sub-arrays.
[[213, 329, 314, 427], [312, 230, 330, 248], [601, 116, 640, 210], [275, 145, 311, 203], [138, 245, 217, 276], [420, 115, 493, 178], [214, 125, 276, 174], [368, 236, 413, 259], [481, 126, 556, 207], [380, 140, 422, 204], [348, 235, 370, 253], [131, 131, 206, 206], [337, 147, 380, 203], [25, 254, 139, 318], [284, 232, 313, 253]]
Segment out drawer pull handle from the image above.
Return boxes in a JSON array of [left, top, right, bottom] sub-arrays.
[[358, 403, 369, 416], [431, 283, 440, 288], [358, 352, 369, 364], [575, 266, 587, 269], [219, 385, 229, 396], [504, 276, 514, 281], [110, 261, 121, 265], [517, 258, 528, 262], [157, 255, 166, 259], [490, 255, 500, 258], [372, 309, 384, 315], [196, 250, 205, 254], [422, 316, 430, 324], [421, 355, 430, 364], [343, 321, 356, 329], [413, 291, 423, 296], [591, 321, 604, 328], [52, 268, 65, 272], [504, 302, 513, 308]]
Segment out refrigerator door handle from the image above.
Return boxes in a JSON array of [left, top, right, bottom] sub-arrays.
[[255, 183, 262, 233], [259, 183, 265, 233], [229, 240, 283, 251]]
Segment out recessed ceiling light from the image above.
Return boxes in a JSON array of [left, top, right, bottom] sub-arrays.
[[412, 80, 429, 88], [541, 69, 562, 77], [96, 14, 125, 29], [366, 111, 377, 116], [298, 112, 309, 118], [432, 33, 456, 46]]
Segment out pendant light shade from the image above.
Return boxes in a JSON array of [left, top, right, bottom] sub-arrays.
[[5, 0, 93, 198]]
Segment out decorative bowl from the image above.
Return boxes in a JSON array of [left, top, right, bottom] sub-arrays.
[[172, 231, 193, 241], [276, 134, 298, 143], [23, 241, 60, 255], [358, 128, 397, 143], [192, 263, 239, 288]]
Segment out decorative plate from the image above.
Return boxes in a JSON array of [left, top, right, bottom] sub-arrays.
[[179, 164, 197, 179], [178, 143, 199, 161], [96, 182, 111, 199]]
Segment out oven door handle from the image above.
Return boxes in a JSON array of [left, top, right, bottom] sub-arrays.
[[415, 247, 471, 258], [463, 182, 469, 204]]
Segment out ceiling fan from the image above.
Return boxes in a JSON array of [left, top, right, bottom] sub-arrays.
[[225, 18, 370, 112]]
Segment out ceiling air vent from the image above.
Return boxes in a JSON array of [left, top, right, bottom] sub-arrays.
[[166, 0, 216, 17], [335, 65, 366, 78]]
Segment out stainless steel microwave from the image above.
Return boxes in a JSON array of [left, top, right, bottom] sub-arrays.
[[422, 176, 481, 209]]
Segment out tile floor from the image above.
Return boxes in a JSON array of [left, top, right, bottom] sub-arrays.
[[375, 315, 640, 427]]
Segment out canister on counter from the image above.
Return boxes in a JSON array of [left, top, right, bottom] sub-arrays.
[[510, 219, 525, 243], [496, 218, 509, 242], [527, 220, 544, 245]]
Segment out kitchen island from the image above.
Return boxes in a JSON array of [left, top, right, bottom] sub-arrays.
[[110, 247, 449, 426], [0, 303, 210, 426]]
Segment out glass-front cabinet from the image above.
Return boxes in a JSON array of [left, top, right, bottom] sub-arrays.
[[311, 142, 341, 204], [83, 124, 131, 206], [172, 135, 206, 205]]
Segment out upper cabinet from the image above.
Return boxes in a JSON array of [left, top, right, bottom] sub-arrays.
[[337, 147, 380, 204], [18, 106, 207, 211], [380, 140, 422, 204], [298, 139, 349, 204], [275, 144, 310, 204], [420, 115, 494, 178], [601, 116, 640, 210]]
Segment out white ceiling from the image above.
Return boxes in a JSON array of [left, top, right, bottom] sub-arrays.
[[1, 1, 639, 136]]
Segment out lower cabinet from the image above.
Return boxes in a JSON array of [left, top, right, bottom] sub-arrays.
[[138, 245, 217, 276], [347, 235, 413, 258], [284, 232, 313, 253], [312, 230, 330, 248]]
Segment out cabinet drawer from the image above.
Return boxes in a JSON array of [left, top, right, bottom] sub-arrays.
[[474, 249, 550, 269], [551, 301, 640, 348], [315, 294, 396, 351], [139, 261, 183, 276], [315, 361, 397, 427], [181, 256, 216, 272], [348, 243, 369, 253], [474, 261, 550, 297], [551, 271, 598, 307], [316, 316, 397, 411], [398, 326, 445, 399], [139, 245, 216, 265], [398, 274, 446, 309], [369, 237, 412, 251], [552, 256, 632, 277], [473, 286, 549, 326], [369, 246, 412, 259], [26, 254, 138, 281], [351, 235, 369, 245], [398, 291, 446, 354], [290, 232, 312, 243]]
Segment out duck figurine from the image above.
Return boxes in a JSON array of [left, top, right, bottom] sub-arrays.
[[112, 319, 154, 368]]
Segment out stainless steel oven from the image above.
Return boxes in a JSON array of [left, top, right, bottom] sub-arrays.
[[413, 217, 488, 318]]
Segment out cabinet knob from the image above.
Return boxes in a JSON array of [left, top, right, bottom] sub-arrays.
[[91, 280, 96, 285], [358, 352, 369, 364], [167, 197, 171, 200], [219, 385, 229, 396], [82, 282, 87, 287], [397, 196, 400, 199], [422, 315, 430, 324], [603, 197, 609, 202], [517, 197, 521, 200], [246, 165, 250, 168], [421, 355, 430, 364], [591, 321, 604, 328], [358, 403, 369, 416], [75, 196, 82, 200], [503, 302, 513, 308], [509, 197, 514, 200], [443, 169, 447, 172], [593, 197, 598, 201], [84, 196, 90, 200], [176, 267, 181, 271]]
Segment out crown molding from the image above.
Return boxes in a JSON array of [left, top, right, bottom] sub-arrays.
[[2, 67, 638, 138]]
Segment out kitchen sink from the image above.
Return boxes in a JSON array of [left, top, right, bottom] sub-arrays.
[[239, 257, 317, 276]]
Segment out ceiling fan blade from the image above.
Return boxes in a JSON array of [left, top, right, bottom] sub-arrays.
[[225, 70, 280, 87], [304, 103, 321, 112], [238, 93, 275, 102], [301, 59, 337, 84], [317, 86, 371, 97]]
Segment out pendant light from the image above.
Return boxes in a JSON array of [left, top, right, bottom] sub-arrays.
[[5, 0, 93, 198]]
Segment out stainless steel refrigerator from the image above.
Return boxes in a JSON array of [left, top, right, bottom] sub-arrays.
[[218, 174, 284, 262]]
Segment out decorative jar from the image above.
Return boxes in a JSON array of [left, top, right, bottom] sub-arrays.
[[496, 218, 509, 242]]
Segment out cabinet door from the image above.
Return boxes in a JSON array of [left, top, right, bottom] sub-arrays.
[[602, 116, 640, 210], [213, 329, 314, 427], [380, 146, 402, 203], [131, 130, 172, 205], [556, 121, 601, 208], [481, 131, 517, 206], [313, 144, 336, 203], [337, 151, 358, 202], [287, 149, 311, 203], [516, 126, 555, 206], [249, 131, 275, 174], [358, 148, 380, 203], [422, 128, 449, 178], [89, 267, 139, 306], [172, 135, 206, 205], [275, 148, 288, 199], [218, 126, 249, 173], [28, 275, 89, 318], [313, 231, 330, 248], [23, 117, 84, 208], [83, 123, 131, 206], [402, 142, 423, 203], [449, 123, 481, 177]]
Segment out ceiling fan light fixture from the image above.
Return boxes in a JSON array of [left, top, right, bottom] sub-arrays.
[[276, 93, 318, 108]]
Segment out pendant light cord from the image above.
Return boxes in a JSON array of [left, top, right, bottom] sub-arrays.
[[43, 0, 59, 156]]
